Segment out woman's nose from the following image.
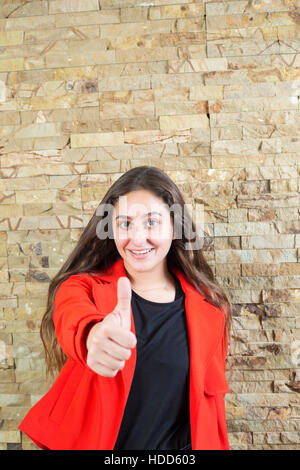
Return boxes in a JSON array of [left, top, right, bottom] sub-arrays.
[[129, 224, 148, 243]]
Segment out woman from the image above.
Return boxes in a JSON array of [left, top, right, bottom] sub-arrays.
[[18, 165, 233, 450]]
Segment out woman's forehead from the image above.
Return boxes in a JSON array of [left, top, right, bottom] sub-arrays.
[[114, 193, 170, 217]]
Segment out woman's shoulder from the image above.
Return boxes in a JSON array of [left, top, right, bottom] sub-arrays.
[[56, 272, 108, 293]]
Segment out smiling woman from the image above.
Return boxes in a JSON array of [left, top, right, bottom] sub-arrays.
[[18, 165, 233, 450]]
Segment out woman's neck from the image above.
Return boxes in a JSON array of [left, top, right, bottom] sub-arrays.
[[124, 261, 174, 291]]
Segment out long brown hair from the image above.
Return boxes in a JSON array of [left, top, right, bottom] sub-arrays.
[[41, 166, 234, 379]]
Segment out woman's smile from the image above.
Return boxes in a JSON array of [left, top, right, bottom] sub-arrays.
[[128, 247, 155, 259]]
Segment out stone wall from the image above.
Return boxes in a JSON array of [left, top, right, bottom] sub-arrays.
[[0, 0, 299, 450]]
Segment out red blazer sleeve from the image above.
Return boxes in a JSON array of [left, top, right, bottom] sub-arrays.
[[204, 316, 231, 450], [53, 274, 105, 366]]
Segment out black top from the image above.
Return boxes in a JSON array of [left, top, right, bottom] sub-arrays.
[[113, 273, 191, 450]]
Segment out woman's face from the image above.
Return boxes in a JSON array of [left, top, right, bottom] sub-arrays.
[[112, 189, 174, 273]]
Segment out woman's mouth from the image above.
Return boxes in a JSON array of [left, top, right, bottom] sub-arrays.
[[128, 248, 155, 260]]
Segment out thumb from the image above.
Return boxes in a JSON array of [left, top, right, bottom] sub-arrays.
[[116, 276, 132, 330]]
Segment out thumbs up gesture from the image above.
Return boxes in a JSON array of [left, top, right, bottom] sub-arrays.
[[86, 277, 137, 377]]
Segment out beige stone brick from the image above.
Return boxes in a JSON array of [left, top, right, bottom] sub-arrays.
[[124, 128, 191, 145], [47, 49, 115, 69], [216, 221, 282, 237], [116, 46, 178, 63], [68, 38, 108, 58], [242, 263, 280, 276], [0, 136, 70, 153], [233, 53, 300, 70], [224, 82, 277, 99], [4, 14, 55, 31], [81, 181, 111, 201], [95, 145, 131, 161], [206, 0, 289, 16], [0, 257, 9, 281], [168, 57, 227, 73], [149, 4, 204, 20], [120, 7, 148, 23], [213, 97, 298, 114], [71, 131, 124, 148], [156, 101, 208, 116], [207, 12, 298, 32], [271, 179, 298, 192], [0, 431, 21, 443], [15, 370, 45, 384], [97, 61, 167, 78], [98, 75, 151, 92], [216, 263, 241, 277], [5, 66, 96, 87], [100, 98, 155, 119], [110, 33, 166, 50], [172, 17, 205, 33], [0, 205, 21, 218], [238, 193, 299, 209], [211, 138, 265, 155], [154, 87, 189, 102], [15, 123, 63, 139], [131, 142, 178, 160], [242, 235, 295, 249], [0, 369, 14, 383], [24, 25, 100, 44], [190, 85, 223, 100], [211, 127, 242, 141], [207, 39, 295, 58], [278, 25, 300, 40], [152, 72, 205, 88], [1, 1, 48, 18], [0, 58, 24, 73], [15, 93, 99, 111], [211, 111, 298, 129], [0, 390, 29, 406], [178, 44, 207, 59], [177, 142, 210, 157], [279, 263, 300, 275], [159, 114, 209, 129], [227, 432, 252, 446], [55, 10, 120, 28], [0, 31, 23, 47], [101, 20, 171, 39], [49, 0, 99, 14], [207, 25, 278, 42], [0, 111, 19, 126], [0, 241, 7, 257], [0, 191, 16, 206]]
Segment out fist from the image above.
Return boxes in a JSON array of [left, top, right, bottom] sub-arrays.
[[86, 277, 137, 377]]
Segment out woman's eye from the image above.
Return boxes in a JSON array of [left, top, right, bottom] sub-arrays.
[[119, 219, 158, 229], [119, 221, 129, 229], [146, 219, 158, 227]]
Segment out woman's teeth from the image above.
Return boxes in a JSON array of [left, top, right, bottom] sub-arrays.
[[131, 249, 153, 254]]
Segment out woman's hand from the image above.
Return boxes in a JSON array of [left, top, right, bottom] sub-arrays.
[[86, 277, 137, 377]]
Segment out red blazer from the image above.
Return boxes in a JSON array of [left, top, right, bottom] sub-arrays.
[[18, 257, 231, 450]]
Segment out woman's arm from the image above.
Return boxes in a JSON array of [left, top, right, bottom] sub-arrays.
[[52, 274, 104, 366]]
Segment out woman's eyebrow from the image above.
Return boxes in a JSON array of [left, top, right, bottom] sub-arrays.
[[115, 211, 162, 220]]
